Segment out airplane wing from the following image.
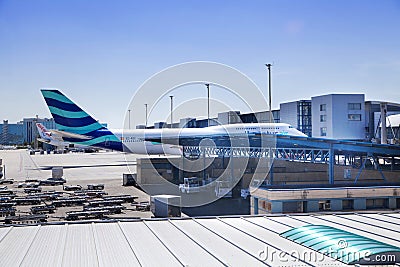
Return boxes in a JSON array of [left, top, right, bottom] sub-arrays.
[[37, 138, 51, 144], [49, 130, 92, 140]]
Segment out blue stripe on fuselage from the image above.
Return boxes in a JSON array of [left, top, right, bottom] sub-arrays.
[[64, 139, 123, 151], [64, 134, 120, 144]]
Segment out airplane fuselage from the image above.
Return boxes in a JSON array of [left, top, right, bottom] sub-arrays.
[[111, 123, 307, 155]]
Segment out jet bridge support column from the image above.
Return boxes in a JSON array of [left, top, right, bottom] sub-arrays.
[[269, 148, 274, 185], [354, 153, 387, 183], [380, 102, 388, 144], [328, 145, 334, 184]]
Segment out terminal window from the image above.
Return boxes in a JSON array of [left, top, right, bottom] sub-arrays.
[[320, 104, 326, 111], [342, 199, 354, 210], [366, 198, 388, 209], [320, 115, 327, 122], [282, 201, 304, 213], [348, 114, 361, 121], [348, 103, 361, 110], [320, 127, 327, 136]]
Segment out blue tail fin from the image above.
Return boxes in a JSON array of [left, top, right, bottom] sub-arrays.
[[41, 89, 122, 151]]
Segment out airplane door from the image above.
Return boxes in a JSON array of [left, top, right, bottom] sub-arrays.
[[105, 137, 110, 147]]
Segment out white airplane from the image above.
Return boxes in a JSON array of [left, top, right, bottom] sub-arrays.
[[36, 122, 69, 148], [41, 89, 307, 155], [36, 122, 94, 151]]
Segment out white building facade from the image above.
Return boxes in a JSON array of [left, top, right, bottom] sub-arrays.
[[311, 94, 365, 140]]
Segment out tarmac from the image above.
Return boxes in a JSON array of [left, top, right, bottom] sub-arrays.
[[0, 149, 154, 222]]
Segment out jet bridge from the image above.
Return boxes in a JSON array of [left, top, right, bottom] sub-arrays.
[[149, 134, 400, 185]]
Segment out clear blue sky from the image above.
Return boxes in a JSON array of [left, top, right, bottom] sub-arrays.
[[1, 0, 399, 128]]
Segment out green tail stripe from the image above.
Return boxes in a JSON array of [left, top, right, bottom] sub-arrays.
[[42, 90, 75, 104], [49, 106, 89, 119], [55, 122, 103, 134]]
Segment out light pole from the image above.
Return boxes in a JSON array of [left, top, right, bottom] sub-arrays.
[[265, 64, 273, 123], [128, 109, 131, 129], [169, 95, 174, 128], [205, 84, 210, 126], [144, 104, 148, 128]]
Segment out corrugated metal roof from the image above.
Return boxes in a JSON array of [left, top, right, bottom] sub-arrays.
[[0, 212, 399, 266]]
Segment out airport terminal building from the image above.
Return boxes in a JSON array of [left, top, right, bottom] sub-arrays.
[[0, 118, 55, 145], [311, 94, 365, 139]]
